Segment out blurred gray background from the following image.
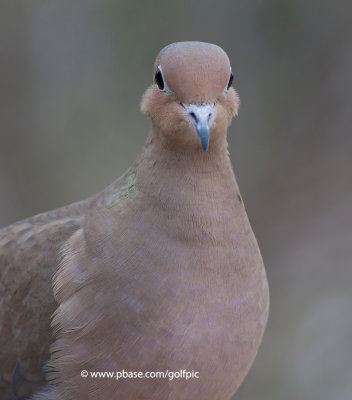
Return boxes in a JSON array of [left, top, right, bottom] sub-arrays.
[[1, 1, 351, 399]]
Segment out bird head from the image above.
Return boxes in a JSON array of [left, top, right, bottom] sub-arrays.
[[141, 41, 239, 152]]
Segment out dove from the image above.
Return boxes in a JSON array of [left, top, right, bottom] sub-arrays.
[[0, 41, 269, 400]]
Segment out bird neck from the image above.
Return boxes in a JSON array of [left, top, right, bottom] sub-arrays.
[[136, 131, 240, 227]]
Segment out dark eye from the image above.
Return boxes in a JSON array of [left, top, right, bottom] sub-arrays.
[[155, 66, 165, 91], [227, 69, 234, 90]]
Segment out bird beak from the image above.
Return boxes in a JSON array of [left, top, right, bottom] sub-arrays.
[[182, 103, 215, 151]]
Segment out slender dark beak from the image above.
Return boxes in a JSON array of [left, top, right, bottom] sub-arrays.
[[182, 103, 215, 151]]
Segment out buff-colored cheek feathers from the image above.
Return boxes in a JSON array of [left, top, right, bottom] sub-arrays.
[[140, 85, 240, 136], [217, 87, 240, 123], [140, 86, 185, 137]]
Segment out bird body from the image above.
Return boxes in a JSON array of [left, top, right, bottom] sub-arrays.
[[0, 42, 269, 399]]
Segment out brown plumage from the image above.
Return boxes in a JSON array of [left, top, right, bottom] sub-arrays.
[[0, 200, 89, 399], [0, 41, 269, 400]]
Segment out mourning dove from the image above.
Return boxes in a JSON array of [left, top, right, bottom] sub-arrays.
[[0, 41, 269, 400]]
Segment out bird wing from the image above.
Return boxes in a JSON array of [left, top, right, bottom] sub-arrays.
[[0, 200, 89, 397], [0, 161, 140, 398]]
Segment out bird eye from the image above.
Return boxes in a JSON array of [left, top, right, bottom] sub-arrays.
[[227, 69, 234, 90], [155, 66, 165, 91]]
